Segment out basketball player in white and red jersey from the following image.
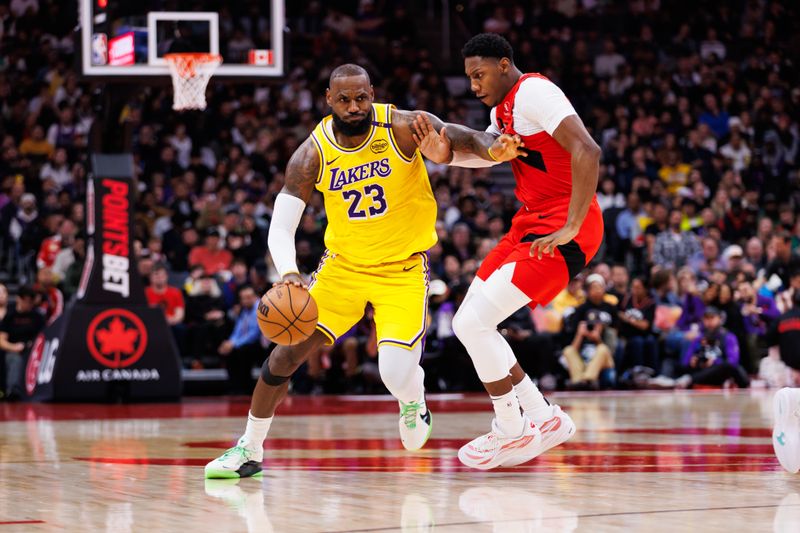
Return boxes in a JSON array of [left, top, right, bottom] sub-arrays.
[[412, 33, 604, 469]]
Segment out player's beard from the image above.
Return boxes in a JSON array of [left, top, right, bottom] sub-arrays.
[[332, 109, 373, 137]]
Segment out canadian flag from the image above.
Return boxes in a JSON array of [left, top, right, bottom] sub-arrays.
[[248, 49, 273, 66]]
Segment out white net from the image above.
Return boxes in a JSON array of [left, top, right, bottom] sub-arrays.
[[165, 53, 222, 111]]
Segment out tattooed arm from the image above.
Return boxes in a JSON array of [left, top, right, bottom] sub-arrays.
[[280, 138, 321, 203], [267, 138, 321, 285], [391, 109, 525, 164]]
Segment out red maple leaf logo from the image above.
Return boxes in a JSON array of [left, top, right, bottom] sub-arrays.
[[86, 309, 148, 368], [95, 317, 139, 356]]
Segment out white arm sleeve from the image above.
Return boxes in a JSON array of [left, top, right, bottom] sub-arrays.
[[515, 77, 577, 136], [267, 193, 306, 278], [448, 108, 501, 168]]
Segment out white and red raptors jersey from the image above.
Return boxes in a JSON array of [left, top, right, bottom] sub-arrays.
[[488, 73, 578, 211]]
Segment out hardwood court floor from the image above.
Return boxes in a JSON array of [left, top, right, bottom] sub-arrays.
[[1, 390, 798, 532]]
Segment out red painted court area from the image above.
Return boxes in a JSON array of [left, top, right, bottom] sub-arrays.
[[1, 392, 780, 474], [76, 452, 781, 474], [0, 394, 494, 422], [74, 430, 781, 474]]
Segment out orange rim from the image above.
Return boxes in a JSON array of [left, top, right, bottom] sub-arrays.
[[164, 53, 222, 78]]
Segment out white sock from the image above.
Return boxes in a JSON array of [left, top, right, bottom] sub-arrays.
[[237, 411, 272, 460], [514, 375, 553, 421], [491, 390, 524, 437]]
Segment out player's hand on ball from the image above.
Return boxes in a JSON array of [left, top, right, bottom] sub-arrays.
[[275, 272, 307, 289], [529, 225, 579, 260], [411, 114, 453, 164], [489, 134, 527, 162], [258, 282, 318, 345]]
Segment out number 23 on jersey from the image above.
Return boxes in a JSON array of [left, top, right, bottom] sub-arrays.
[[342, 184, 388, 220]]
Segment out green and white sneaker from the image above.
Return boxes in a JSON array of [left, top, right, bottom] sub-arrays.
[[204, 445, 263, 479], [399, 397, 432, 451]]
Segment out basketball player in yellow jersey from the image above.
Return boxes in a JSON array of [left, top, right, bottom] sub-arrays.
[[205, 64, 523, 478]]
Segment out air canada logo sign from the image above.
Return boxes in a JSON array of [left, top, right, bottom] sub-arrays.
[[86, 308, 148, 368]]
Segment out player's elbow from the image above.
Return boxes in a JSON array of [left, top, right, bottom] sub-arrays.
[[577, 139, 601, 162], [573, 140, 601, 185]]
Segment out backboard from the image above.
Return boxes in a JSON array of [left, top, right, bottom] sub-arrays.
[[80, 0, 285, 78]]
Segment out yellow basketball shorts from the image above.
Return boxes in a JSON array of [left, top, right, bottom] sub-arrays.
[[308, 251, 429, 349]]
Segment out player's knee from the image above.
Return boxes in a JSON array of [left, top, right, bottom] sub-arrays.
[[378, 344, 423, 401], [452, 303, 482, 341], [260, 356, 290, 386], [267, 345, 307, 376], [451, 306, 468, 340]]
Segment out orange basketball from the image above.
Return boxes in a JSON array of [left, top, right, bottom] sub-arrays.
[[256, 284, 318, 345]]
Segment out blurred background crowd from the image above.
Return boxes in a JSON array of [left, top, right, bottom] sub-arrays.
[[1, 0, 799, 398]]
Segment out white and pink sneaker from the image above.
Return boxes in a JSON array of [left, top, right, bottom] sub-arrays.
[[537, 405, 576, 453], [498, 404, 576, 467], [458, 416, 544, 470]]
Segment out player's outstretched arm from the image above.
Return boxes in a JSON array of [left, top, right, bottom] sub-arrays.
[[267, 138, 321, 287], [529, 115, 601, 259], [392, 110, 525, 164]]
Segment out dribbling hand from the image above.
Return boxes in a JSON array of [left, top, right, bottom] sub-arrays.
[[411, 114, 452, 164], [276, 272, 307, 289]]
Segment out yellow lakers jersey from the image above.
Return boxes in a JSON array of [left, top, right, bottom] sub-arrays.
[[310, 103, 437, 265]]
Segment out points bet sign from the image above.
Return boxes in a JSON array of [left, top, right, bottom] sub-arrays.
[[26, 155, 181, 401]]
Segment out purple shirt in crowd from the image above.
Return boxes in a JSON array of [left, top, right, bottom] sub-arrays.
[[682, 328, 740, 367], [742, 294, 780, 336], [676, 294, 705, 332]]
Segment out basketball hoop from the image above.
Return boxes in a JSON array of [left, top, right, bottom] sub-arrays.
[[164, 53, 222, 111]]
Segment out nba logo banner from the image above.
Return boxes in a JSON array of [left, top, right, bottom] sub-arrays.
[[248, 49, 273, 66], [91, 33, 107, 65]]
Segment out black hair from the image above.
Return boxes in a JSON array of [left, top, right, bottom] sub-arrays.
[[329, 64, 370, 85], [16, 285, 37, 299], [651, 269, 674, 290], [462, 33, 514, 61], [238, 284, 256, 295]]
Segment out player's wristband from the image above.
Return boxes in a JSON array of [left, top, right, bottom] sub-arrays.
[[487, 146, 499, 161]]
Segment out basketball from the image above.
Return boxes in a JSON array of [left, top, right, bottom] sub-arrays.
[[256, 284, 318, 345]]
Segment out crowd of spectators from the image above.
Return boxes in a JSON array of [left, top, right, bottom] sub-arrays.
[[0, 0, 799, 396]]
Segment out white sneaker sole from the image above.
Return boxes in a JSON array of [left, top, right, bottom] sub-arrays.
[[501, 408, 576, 467], [773, 388, 800, 474], [458, 423, 544, 470]]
